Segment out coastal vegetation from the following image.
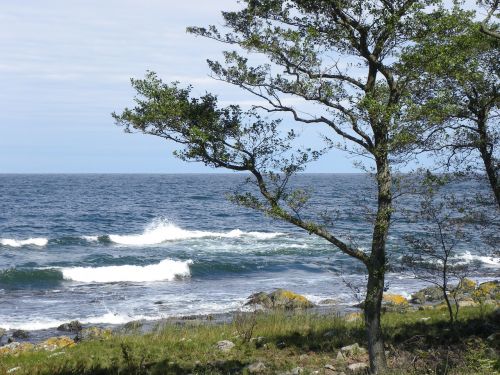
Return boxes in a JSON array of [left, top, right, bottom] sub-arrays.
[[0, 304, 498, 375]]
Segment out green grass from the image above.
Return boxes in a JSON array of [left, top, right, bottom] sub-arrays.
[[0, 306, 498, 375]]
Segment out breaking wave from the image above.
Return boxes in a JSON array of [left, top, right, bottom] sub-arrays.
[[108, 219, 284, 246], [456, 251, 500, 267], [60, 258, 192, 283], [0, 237, 48, 247]]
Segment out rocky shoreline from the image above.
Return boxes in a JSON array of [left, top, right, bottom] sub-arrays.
[[1, 280, 498, 357]]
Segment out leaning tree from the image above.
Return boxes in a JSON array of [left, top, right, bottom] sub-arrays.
[[114, 1, 440, 372]]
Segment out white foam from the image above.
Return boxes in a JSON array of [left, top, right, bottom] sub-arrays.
[[61, 258, 192, 283], [456, 251, 500, 267], [0, 237, 48, 247], [81, 235, 99, 242], [108, 219, 283, 246]]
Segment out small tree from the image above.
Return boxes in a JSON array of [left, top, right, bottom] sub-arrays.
[[402, 173, 471, 325]]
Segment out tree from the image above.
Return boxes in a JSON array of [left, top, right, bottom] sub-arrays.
[[399, 6, 500, 208], [479, 0, 500, 39], [402, 173, 471, 326], [114, 1, 439, 373]]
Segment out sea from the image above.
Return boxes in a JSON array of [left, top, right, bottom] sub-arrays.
[[0, 174, 498, 334]]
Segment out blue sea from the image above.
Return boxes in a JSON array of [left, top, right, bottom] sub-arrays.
[[0, 174, 498, 332]]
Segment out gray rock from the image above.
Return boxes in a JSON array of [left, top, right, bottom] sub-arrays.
[[340, 343, 367, 357], [319, 299, 337, 305], [216, 340, 235, 352], [324, 364, 336, 370], [290, 367, 303, 374], [123, 320, 143, 330], [57, 320, 82, 333], [247, 361, 266, 373], [347, 362, 369, 373], [0, 328, 6, 338], [11, 330, 29, 339]]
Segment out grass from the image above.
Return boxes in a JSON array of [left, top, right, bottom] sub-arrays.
[[0, 306, 498, 375]]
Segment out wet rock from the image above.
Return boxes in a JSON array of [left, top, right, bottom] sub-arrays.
[[36, 336, 75, 351], [247, 361, 266, 373], [246, 289, 314, 310], [75, 327, 112, 342], [347, 362, 369, 373], [11, 330, 29, 339], [216, 340, 235, 352], [57, 320, 82, 333]]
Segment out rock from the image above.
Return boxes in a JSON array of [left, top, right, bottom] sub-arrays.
[[246, 289, 314, 310], [247, 361, 266, 373], [339, 343, 367, 358], [216, 340, 235, 352], [11, 330, 29, 339], [276, 341, 286, 349], [324, 364, 336, 370], [36, 336, 75, 351], [347, 362, 369, 372], [411, 286, 443, 304], [383, 294, 409, 312], [0, 342, 34, 355], [458, 299, 478, 307], [75, 327, 112, 342], [455, 278, 477, 293], [7, 367, 21, 373], [250, 336, 266, 348], [324, 330, 335, 338], [487, 332, 499, 342], [0, 328, 6, 338], [289, 367, 303, 374], [57, 320, 82, 333], [123, 320, 143, 330], [474, 281, 500, 301]]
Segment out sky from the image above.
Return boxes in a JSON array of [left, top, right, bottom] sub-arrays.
[[0, 1, 416, 173]]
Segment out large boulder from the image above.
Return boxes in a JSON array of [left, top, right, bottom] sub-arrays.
[[57, 320, 82, 333], [216, 340, 235, 352], [0, 342, 34, 356], [411, 286, 443, 304], [382, 294, 409, 312], [75, 327, 112, 342], [474, 280, 500, 301], [36, 336, 75, 351], [246, 289, 314, 310], [11, 330, 29, 339]]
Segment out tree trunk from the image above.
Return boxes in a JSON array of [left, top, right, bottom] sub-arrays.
[[364, 156, 392, 374], [477, 114, 499, 209]]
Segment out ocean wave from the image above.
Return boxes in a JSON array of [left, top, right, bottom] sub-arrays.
[[60, 258, 192, 283], [0, 268, 62, 286], [455, 251, 500, 267], [108, 219, 284, 246], [0, 237, 48, 247]]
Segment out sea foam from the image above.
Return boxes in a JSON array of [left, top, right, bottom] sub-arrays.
[[108, 219, 283, 246], [60, 258, 192, 283], [456, 251, 500, 267], [0, 237, 48, 247]]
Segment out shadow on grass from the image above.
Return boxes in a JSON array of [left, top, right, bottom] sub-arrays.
[[49, 359, 247, 375]]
